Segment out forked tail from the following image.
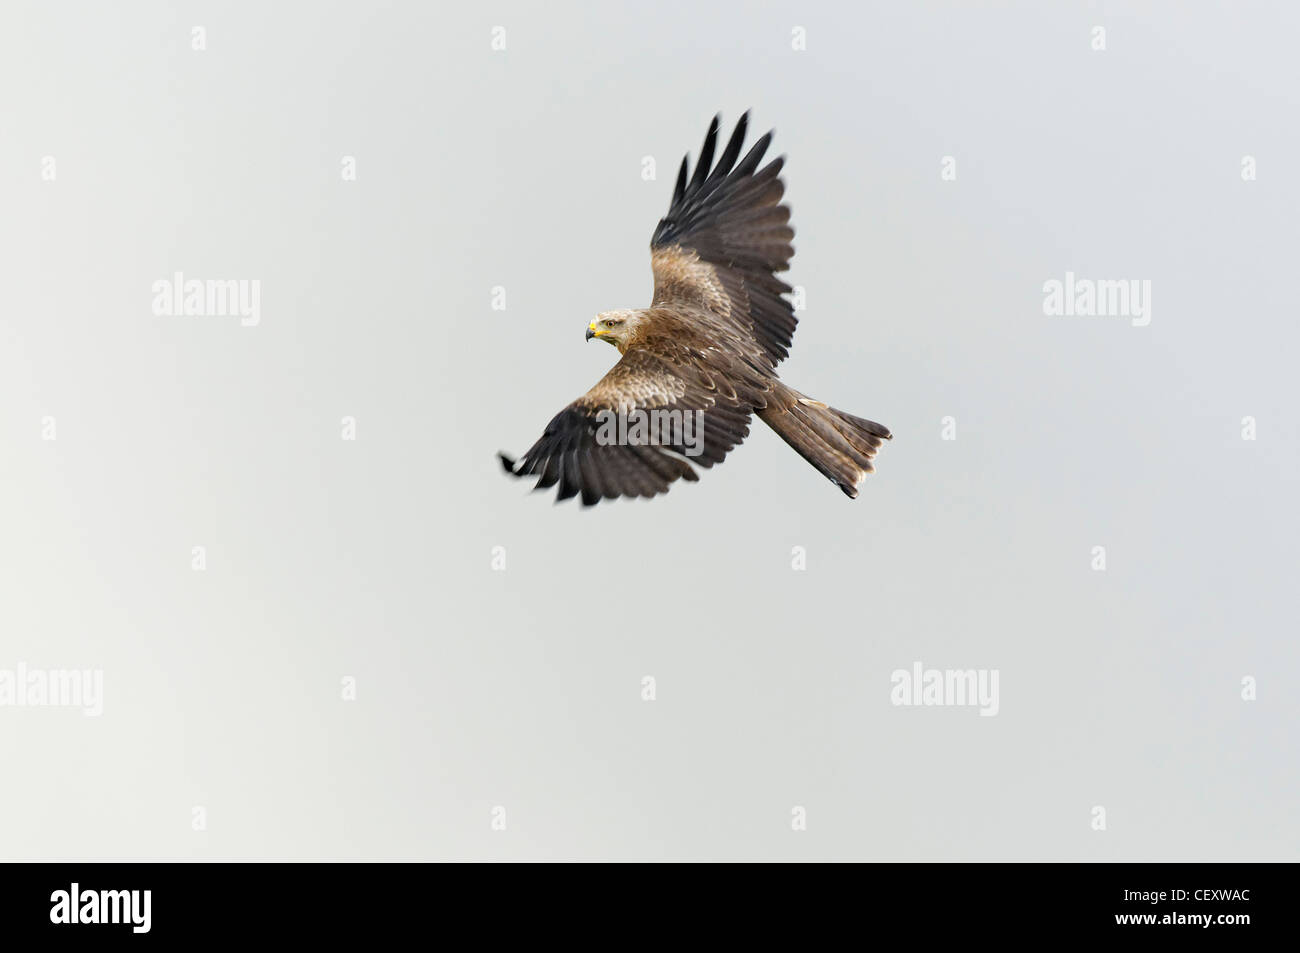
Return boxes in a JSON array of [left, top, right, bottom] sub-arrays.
[[757, 382, 891, 498]]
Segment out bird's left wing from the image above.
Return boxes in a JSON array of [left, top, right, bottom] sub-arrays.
[[650, 112, 797, 367], [499, 346, 761, 506]]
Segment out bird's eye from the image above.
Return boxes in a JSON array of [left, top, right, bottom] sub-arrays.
[[604, 320, 616, 328]]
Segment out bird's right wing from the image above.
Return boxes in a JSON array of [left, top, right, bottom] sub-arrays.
[[499, 347, 758, 506]]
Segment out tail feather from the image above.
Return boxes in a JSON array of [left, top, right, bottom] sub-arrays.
[[758, 383, 891, 498]]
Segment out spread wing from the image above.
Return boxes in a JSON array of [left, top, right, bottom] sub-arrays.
[[499, 345, 763, 506], [651, 113, 797, 367]]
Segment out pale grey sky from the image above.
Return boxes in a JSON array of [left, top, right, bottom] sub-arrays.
[[1, 0, 1296, 860]]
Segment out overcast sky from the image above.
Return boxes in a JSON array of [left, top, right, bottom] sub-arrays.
[[1, 0, 1296, 860]]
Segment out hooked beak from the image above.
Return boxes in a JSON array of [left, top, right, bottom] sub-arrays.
[[586, 321, 604, 342], [585, 326, 596, 341]]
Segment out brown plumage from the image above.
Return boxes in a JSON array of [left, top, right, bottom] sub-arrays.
[[500, 112, 891, 506]]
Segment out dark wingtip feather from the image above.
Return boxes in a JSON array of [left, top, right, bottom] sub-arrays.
[[555, 452, 581, 501], [498, 452, 518, 474], [705, 112, 749, 188], [686, 115, 720, 196], [732, 132, 773, 179], [536, 460, 560, 489]]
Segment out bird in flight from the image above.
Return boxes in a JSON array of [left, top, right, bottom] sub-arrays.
[[500, 112, 891, 505]]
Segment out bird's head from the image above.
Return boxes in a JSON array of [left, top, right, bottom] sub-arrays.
[[586, 310, 641, 351]]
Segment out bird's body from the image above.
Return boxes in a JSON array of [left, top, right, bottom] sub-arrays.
[[501, 113, 891, 505]]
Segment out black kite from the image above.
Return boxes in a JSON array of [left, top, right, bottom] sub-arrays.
[[500, 113, 891, 505]]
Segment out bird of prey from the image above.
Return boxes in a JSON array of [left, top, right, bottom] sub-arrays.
[[500, 112, 891, 506]]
